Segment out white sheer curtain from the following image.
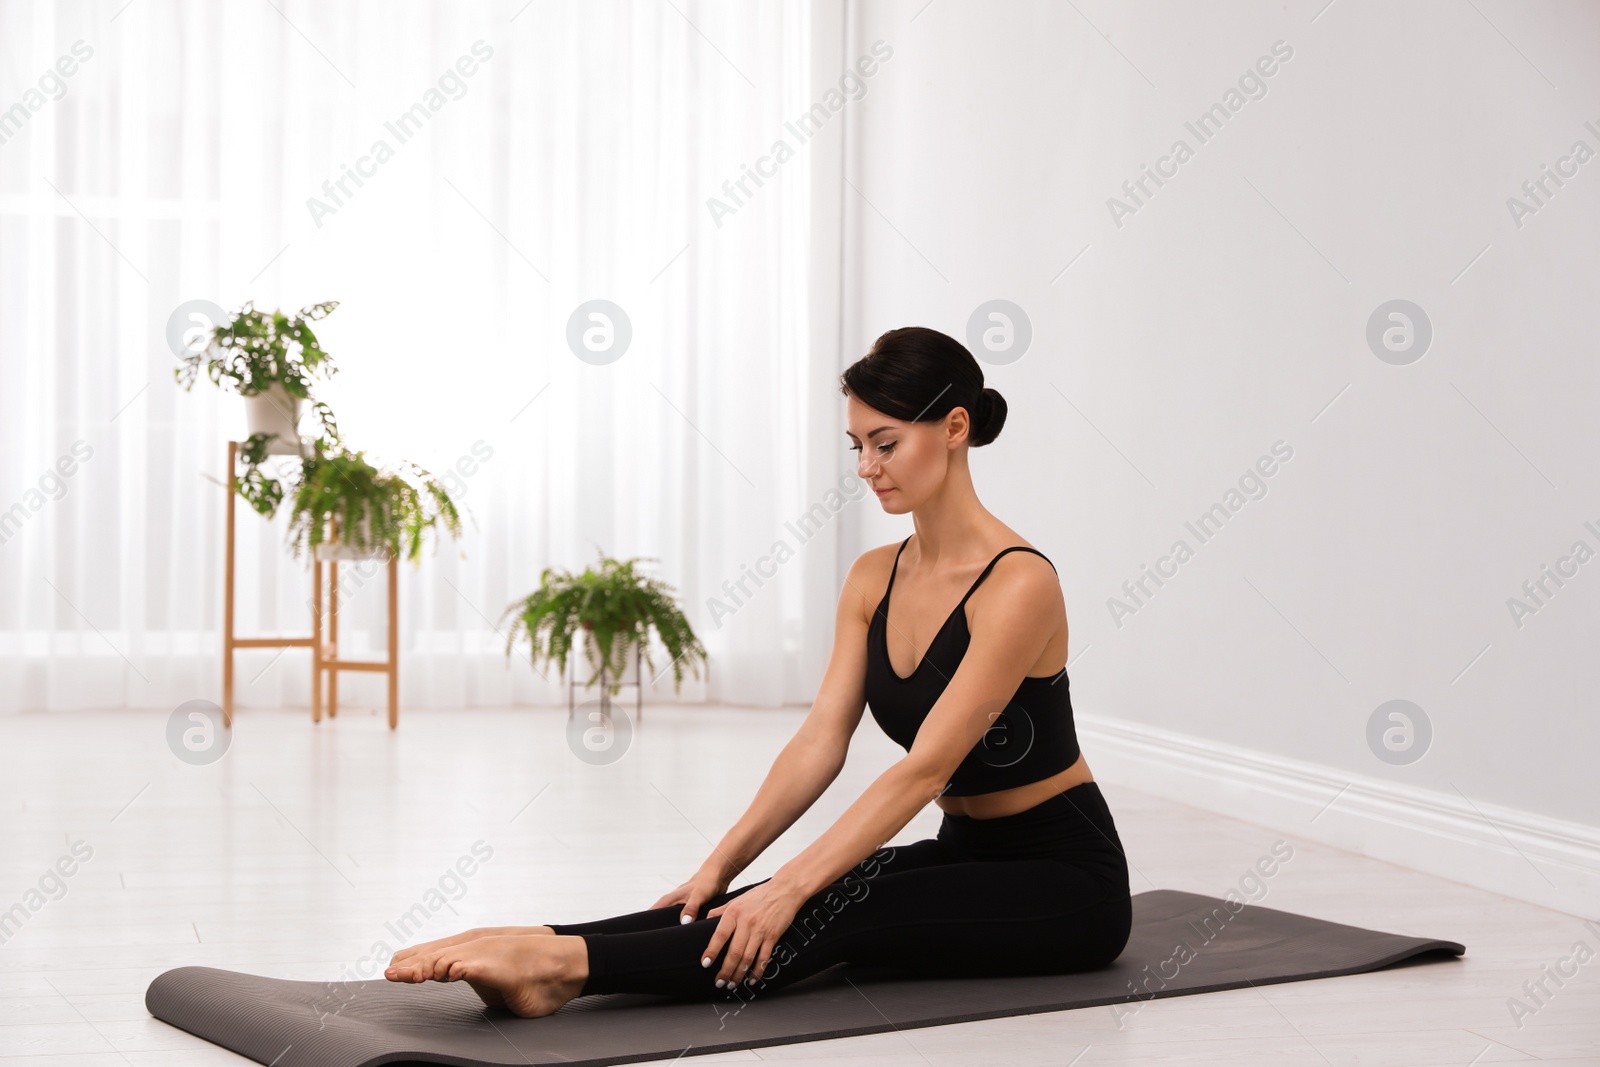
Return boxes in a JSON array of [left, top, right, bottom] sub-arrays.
[[0, 0, 848, 713]]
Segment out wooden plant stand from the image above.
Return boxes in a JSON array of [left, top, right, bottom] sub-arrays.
[[313, 527, 400, 729], [221, 440, 399, 729], [222, 439, 315, 728]]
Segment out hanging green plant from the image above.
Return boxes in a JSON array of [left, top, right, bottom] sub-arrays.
[[234, 432, 288, 517], [283, 439, 464, 563]]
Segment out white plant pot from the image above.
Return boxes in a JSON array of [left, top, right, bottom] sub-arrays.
[[243, 383, 303, 455], [313, 516, 387, 562], [581, 627, 639, 679], [314, 542, 390, 562]]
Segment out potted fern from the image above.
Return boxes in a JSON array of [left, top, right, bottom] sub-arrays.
[[502, 549, 708, 714], [227, 433, 464, 562], [174, 299, 340, 454], [287, 440, 464, 562]]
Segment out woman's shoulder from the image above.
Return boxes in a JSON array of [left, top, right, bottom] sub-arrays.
[[972, 535, 1061, 607], [839, 538, 910, 617], [978, 523, 1055, 572], [846, 537, 909, 575], [992, 541, 1056, 573]]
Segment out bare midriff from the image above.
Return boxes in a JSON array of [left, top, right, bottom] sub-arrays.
[[934, 752, 1093, 819]]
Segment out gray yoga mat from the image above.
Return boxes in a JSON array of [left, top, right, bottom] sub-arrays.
[[145, 889, 1464, 1067]]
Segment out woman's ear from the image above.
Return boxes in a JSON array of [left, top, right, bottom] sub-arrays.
[[946, 406, 971, 448]]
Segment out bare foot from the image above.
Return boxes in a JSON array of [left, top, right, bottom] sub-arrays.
[[403, 934, 588, 1018], [387, 926, 554, 979]]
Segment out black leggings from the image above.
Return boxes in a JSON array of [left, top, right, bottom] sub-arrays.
[[545, 780, 1132, 1002]]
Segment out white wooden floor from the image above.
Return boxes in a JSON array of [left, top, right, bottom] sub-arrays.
[[1, 705, 1595, 1066]]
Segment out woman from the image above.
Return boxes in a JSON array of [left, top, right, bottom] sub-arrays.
[[385, 326, 1133, 1017]]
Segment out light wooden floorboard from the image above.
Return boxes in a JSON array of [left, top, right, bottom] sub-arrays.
[[0, 706, 1594, 1065]]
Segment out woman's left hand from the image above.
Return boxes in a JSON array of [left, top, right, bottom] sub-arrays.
[[702, 879, 806, 988]]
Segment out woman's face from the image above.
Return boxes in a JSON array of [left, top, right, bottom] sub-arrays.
[[847, 394, 968, 512]]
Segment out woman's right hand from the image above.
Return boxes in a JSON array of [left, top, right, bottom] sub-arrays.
[[651, 864, 731, 924]]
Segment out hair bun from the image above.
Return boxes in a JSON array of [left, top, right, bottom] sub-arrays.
[[973, 387, 1006, 446]]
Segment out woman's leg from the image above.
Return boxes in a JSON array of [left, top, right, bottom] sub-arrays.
[[545, 837, 956, 942], [562, 847, 1130, 1003], [388, 838, 958, 999]]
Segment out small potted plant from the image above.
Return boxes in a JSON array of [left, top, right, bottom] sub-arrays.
[[286, 439, 465, 563], [226, 432, 464, 563], [174, 299, 340, 454], [501, 548, 708, 704]]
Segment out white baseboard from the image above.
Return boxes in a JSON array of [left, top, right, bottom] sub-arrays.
[[1076, 711, 1600, 919]]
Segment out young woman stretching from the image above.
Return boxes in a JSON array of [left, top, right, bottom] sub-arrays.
[[385, 326, 1133, 1016]]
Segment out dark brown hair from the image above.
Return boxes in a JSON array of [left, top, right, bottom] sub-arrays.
[[839, 326, 1007, 447]]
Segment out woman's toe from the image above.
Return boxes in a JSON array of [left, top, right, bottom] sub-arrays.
[[425, 951, 460, 981]]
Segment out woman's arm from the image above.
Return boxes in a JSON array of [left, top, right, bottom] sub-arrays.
[[699, 733, 849, 884], [696, 553, 881, 883], [765, 553, 1060, 900]]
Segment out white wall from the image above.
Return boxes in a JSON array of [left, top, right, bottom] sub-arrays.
[[838, 0, 1599, 913]]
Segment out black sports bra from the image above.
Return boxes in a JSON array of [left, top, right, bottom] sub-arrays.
[[864, 536, 1082, 797]]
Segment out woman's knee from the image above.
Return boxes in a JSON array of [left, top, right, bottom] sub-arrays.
[[711, 839, 943, 910], [853, 838, 952, 881], [705, 878, 769, 910]]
